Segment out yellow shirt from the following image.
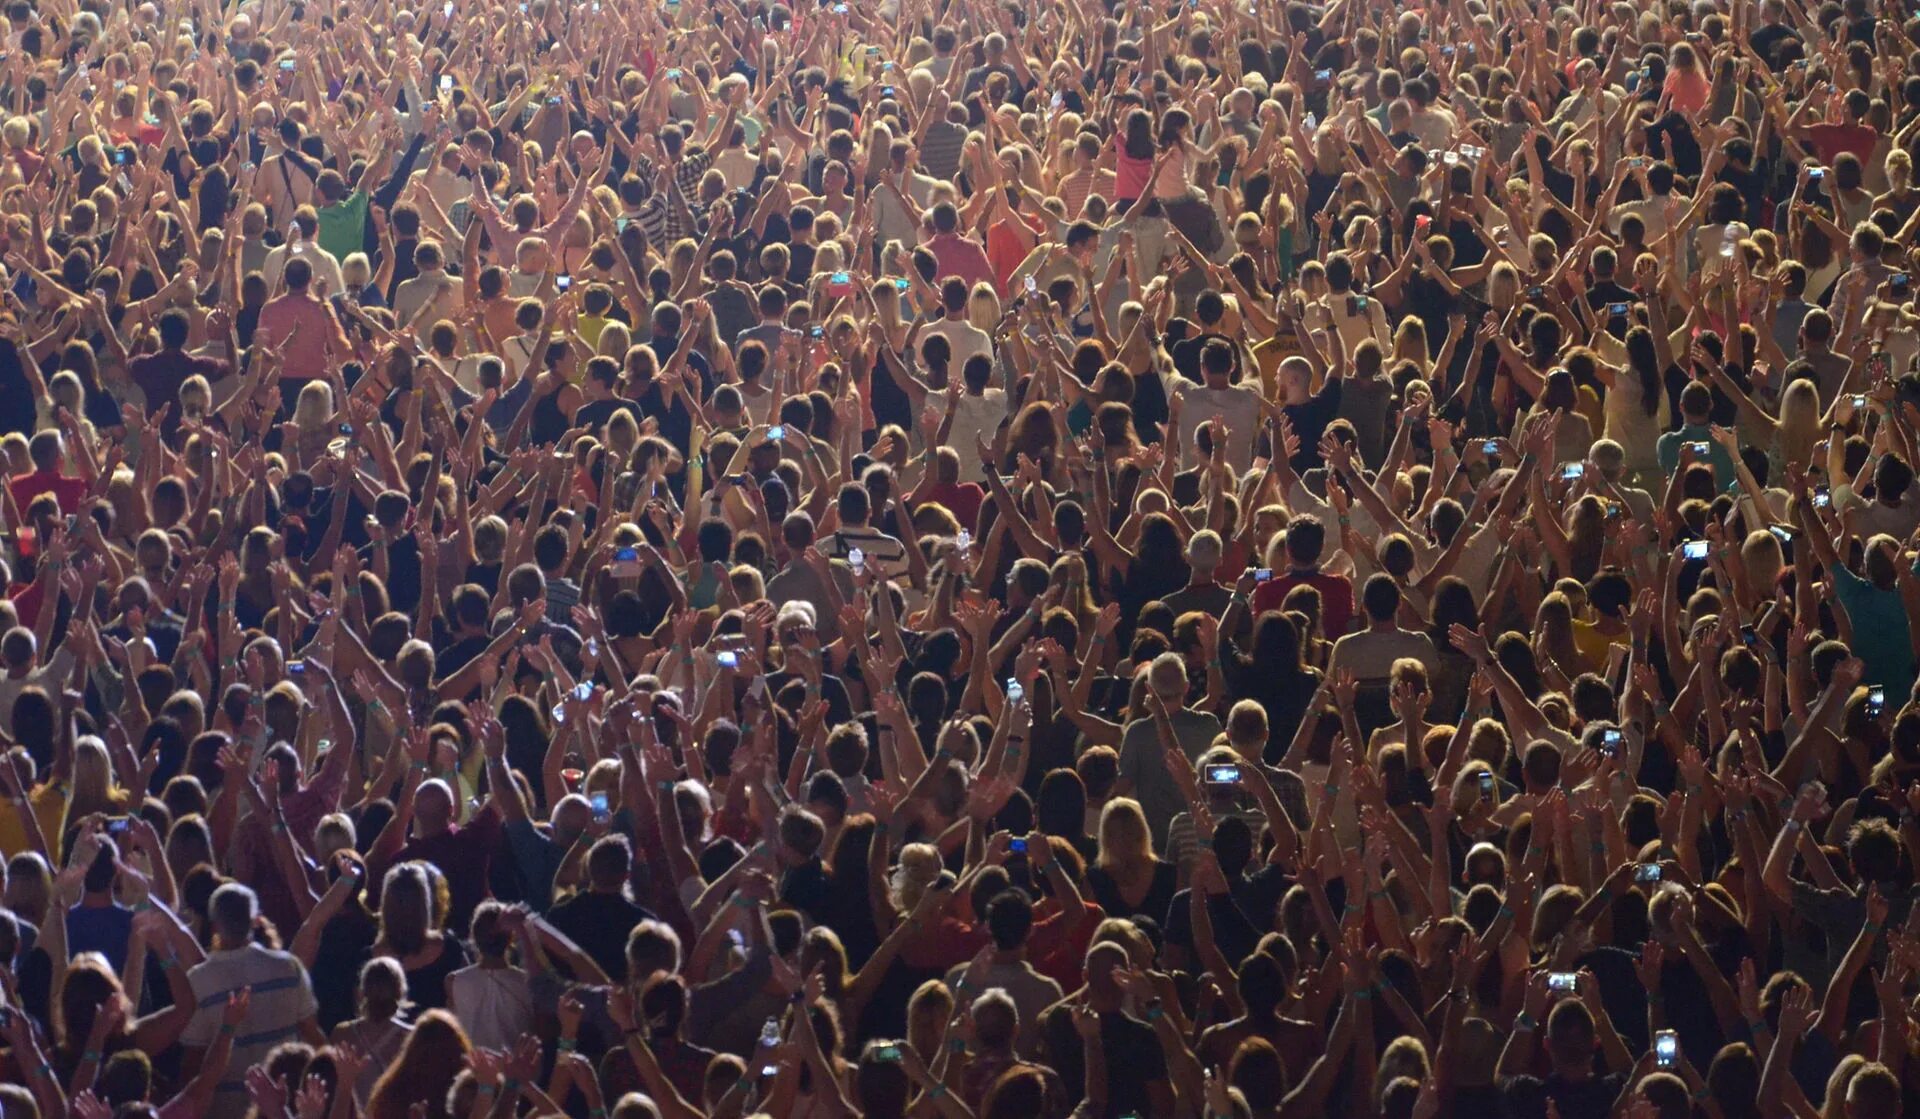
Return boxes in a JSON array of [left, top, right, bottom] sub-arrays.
[[0, 782, 70, 860], [1571, 618, 1627, 676], [1251, 331, 1304, 399]]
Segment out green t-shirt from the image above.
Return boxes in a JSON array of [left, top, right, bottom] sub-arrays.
[[1831, 565, 1916, 701], [316, 191, 370, 261]]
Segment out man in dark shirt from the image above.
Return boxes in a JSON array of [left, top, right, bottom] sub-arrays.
[[1277, 354, 1345, 473], [1039, 942, 1173, 1119], [1498, 991, 1630, 1119], [959, 32, 1026, 103], [547, 836, 657, 982], [433, 585, 497, 683], [1581, 246, 1638, 341], [358, 491, 423, 617], [570, 355, 643, 433], [1749, 0, 1797, 67], [774, 807, 830, 924], [128, 308, 234, 438]]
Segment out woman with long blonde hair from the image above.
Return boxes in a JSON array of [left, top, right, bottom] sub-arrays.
[[1531, 592, 1582, 692], [1390, 316, 1430, 369], [1698, 363, 1820, 477], [1085, 798, 1176, 921], [63, 739, 131, 843]]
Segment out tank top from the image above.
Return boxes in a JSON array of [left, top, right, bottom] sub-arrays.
[[529, 385, 570, 445], [1113, 137, 1152, 204]]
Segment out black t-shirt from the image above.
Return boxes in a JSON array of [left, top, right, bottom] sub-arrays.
[[1750, 22, 1795, 67], [1162, 887, 1260, 967], [1041, 1006, 1167, 1119], [778, 858, 831, 924], [573, 396, 643, 433], [1283, 377, 1344, 472], [1499, 1071, 1627, 1119], [547, 890, 658, 983], [360, 533, 424, 617]]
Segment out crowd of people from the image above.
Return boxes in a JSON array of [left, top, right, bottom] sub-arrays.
[[6, 0, 1920, 1115]]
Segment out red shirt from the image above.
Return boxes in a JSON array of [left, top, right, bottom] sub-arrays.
[[1805, 122, 1879, 166], [10, 470, 87, 517], [926, 232, 998, 296], [921, 482, 984, 529], [1028, 898, 1103, 992], [375, 806, 503, 930], [1251, 568, 1355, 639]]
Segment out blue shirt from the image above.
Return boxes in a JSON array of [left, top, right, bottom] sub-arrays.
[[66, 901, 134, 973], [1831, 565, 1915, 701], [1656, 423, 1738, 490]]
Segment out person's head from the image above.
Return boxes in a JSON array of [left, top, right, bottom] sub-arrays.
[[1679, 381, 1713, 425], [984, 889, 1034, 953], [356, 956, 409, 1022], [1285, 516, 1327, 568], [1847, 1062, 1902, 1119], [1095, 797, 1152, 873], [207, 882, 258, 950], [1362, 573, 1402, 625], [1544, 998, 1596, 1075], [378, 862, 440, 956]]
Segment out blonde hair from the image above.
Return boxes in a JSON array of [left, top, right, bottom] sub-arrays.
[[597, 320, 631, 361], [1095, 797, 1153, 875], [967, 283, 1002, 332], [891, 842, 944, 911], [1777, 379, 1820, 464], [294, 380, 335, 429]]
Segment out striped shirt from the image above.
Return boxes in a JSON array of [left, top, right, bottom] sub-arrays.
[[182, 944, 318, 1119], [920, 120, 968, 182]]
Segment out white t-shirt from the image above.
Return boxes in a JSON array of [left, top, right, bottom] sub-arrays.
[[934, 388, 1006, 460], [920, 317, 993, 372], [1173, 381, 1266, 469]]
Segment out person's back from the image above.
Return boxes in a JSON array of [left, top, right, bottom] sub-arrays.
[[184, 885, 319, 1119], [1330, 626, 1439, 680], [444, 962, 532, 1051]]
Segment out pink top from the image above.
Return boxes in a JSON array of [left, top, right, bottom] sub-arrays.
[[257, 293, 345, 381], [925, 232, 998, 294], [1113, 136, 1152, 203], [1663, 68, 1710, 116]]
